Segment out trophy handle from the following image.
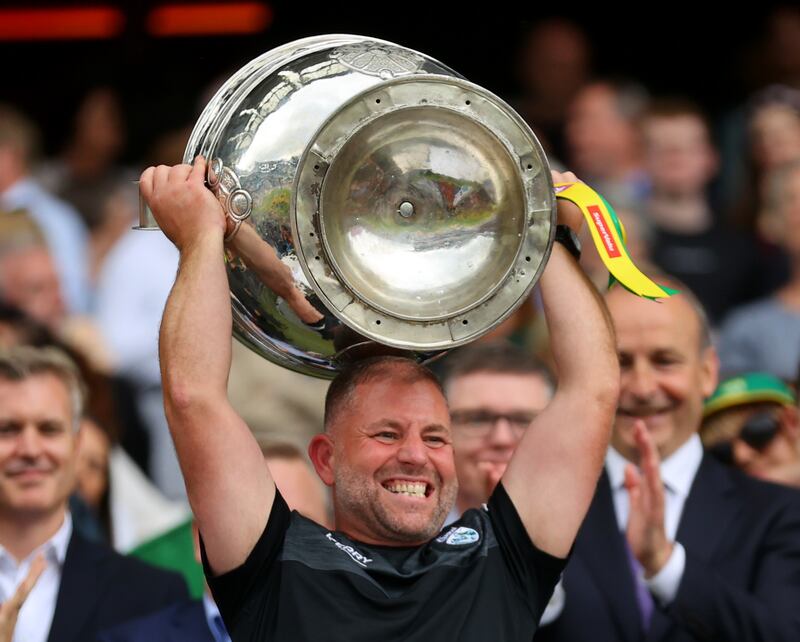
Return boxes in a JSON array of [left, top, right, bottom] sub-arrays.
[[133, 181, 160, 231]]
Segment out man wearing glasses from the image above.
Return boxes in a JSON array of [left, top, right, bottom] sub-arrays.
[[442, 342, 554, 521]]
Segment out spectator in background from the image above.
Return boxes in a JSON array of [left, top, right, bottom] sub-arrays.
[[0, 209, 113, 373], [0, 299, 187, 552], [441, 342, 554, 520], [537, 279, 800, 642], [74, 417, 112, 537], [718, 8, 800, 225], [718, 158, 800, 381], [641, 99, 765, 324], [701, 372, 800, 488], [747, 85, 800, 241], [0, 211, 65, 334], [0, 104, 90, 314], [514, 18, 591, 162], [565, 79, 649, 209], [88, 182, 140, 283], [37, 87, 132, 231], [0, 346, 187, 642], [74, 415, 189, 552]]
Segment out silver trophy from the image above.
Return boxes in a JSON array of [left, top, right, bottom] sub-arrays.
[[138, 35, 555, 378]]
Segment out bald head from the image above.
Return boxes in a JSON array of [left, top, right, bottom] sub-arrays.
[[607, 278, 711, 352]]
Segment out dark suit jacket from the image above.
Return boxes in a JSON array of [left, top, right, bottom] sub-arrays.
[[536, 455, 800, 642], [47, 530, 189, 642], [97, 600, 216, 642]]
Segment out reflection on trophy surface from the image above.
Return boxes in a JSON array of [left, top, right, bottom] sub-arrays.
[[138, 34, 555, 378]]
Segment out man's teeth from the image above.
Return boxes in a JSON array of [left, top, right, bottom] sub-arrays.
[[385, 481, 427, 497]]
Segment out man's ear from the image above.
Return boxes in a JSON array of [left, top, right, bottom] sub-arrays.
[[700, 346, 720, 399], [308, 434, 335, 487]]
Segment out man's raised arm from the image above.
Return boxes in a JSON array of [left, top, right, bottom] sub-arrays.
[[502, 171, 620, 558], [140, 158, 275, 574]]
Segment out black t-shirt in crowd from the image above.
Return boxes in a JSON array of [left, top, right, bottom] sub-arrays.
[[202, 483, 566, 641]]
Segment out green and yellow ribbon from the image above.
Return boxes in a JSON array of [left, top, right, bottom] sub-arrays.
[[554, 182, 677, 300]]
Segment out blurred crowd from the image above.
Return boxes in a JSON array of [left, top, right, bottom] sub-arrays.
[[0, 9, 800, 642]]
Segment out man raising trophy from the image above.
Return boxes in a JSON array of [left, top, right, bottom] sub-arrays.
[[137, 35, 669, 641]]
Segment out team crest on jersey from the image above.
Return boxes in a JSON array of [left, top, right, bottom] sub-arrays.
[[436, 526, 480, 546]]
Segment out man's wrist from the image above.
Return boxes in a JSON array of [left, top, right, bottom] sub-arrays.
[[642, 540, 674, 578], [180, 227, 226, 254], [645, 541, 685, 605], [553, 225, 581, 261]]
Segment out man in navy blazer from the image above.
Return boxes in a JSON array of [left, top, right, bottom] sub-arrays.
[[0, 347, 187, 642], [537, 283, 800, 642], [47, 529, 189, 642]]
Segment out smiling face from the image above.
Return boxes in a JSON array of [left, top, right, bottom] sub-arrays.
[[447, 372, 551, 512], [607, 288, 718, 461], [0, 373, 79, 521], [311, 371, 457, 546]]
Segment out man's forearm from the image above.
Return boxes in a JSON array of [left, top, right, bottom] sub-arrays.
[[159, 230, 231, 413], [538, 245, 618, 401], [143, 160, 276, 574], [501, 241, 619, 557]]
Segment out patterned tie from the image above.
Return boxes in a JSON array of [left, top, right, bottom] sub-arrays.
[[624, 538, 654, 631]]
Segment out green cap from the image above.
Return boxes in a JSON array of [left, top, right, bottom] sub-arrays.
[[704, 372, 796, 418]]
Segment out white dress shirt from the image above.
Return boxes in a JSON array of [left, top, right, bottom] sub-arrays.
[[605, 434, 703, 604], [0, 512, 72, 642]]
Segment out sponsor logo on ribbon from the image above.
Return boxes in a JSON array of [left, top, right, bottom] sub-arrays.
[[588, 204, 621, 258]]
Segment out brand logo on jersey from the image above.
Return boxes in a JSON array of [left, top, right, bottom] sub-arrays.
[[325, 533, 373, 567], [435, 526, 480, 546]]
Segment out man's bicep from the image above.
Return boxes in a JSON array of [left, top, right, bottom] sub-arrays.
[[501, 393, 611, 558], [169, 401, 276, 575]]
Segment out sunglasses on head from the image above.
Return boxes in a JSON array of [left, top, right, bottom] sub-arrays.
[[707, 411, 781, 465]]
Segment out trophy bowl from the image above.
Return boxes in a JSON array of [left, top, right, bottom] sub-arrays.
[[147, 34, 555, 378]]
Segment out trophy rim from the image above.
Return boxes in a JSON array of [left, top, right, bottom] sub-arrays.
[[293, 75, 555, 351]]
